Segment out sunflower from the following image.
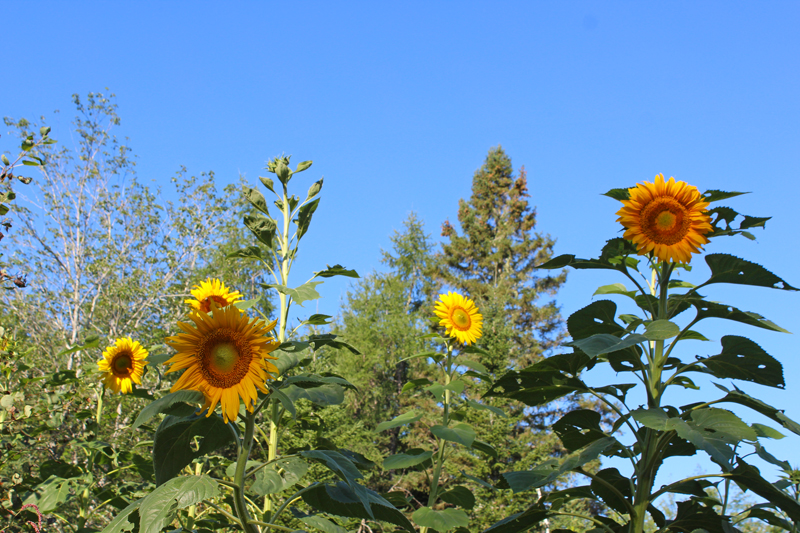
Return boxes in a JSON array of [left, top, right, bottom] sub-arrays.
[[616, 174, 712, 264], [98, 337, 149, 394], [165, 304, 280, 423], [434, 292, 483, 345], [185, 278, 244, 313]]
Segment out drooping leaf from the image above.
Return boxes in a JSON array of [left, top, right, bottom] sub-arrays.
[[696, 335, 784, 388], [412, 507, 470, 531], [244, 186, 271, 216], [302, 481, 415, 532], [138, 475, 218, 533], [703, 254, 798, 291], [233, 295, 261, 311], [710, 386, 800, 436], [702, 189, 747, 203], [687, 297, 790, 333], [482, 507, 549, 533], [244, 213, 277, 249], [251, 457, 308, 495], [484, 368, 589, 408], [593, 283, 636, 299], [153, 415, 234, 485], [303, 313, 333, 326], [730, 459, 800, 522], [470, 439, 498, 458], [644, 320, 680, 341], [308, 333, 361, 354], [501, 437, 617, 493], [430, 423, 476, 447], [383, 450, 433, 470], [465, 399, 508, 418], [57, 335, 101, 356], [589, 468, 631, 514], [99, 498, 143, 533], [227, 246, 263, 261], [313, 264, 360, 279], [567, 300, 626, 340], [265, 281, 323, 307], [283, 374, 357, 391], [375, 410, 422, 433], [438, 486, 476, 509], [569, 333, 648, 358], [132, 391, 205, 430], [297, 198, 320, 240], [553, 409, 607, 452], [283, 383, 344, 406]]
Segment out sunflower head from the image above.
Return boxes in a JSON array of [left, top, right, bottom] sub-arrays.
[[185, 278, 244, 313], [434, 292, 483, 346], [165, 305, 280, 423], [98, 337, 149, 394], [616, 174, 713, 264]]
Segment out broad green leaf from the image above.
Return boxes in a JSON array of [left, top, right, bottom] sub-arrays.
[[270, 387, 297, 419], [502, 437, 616, 492], [139, 475, 218, 533], [553, 409, 607, 452], [401, 378, 432, 393], [751, 423, 784, 440], [383, 450, 433, 470], [153, 415, 234, 485], [300, 515, 346, 533], [679, 330, 710, 341], [590, 468, 631, 514], [99, 498, 143, 533], [697, 335, 784, 388], [227, 246, 262, 260], [466, 399, 508, 418], [470, 439, 498, 458], [731, 459, 800, 522], [570, 333, 648, 357], [438, 486, 476, 509], [297, 198, 320, 240], [299, 451, 374, 518], [295, 160, 313, 173], [313, 264, 360, 278], [484, 368, 589, 407], [457, 358, 489, 375], [306, 177, 323, 200], [426, 383, 445, 401], [244, 186, 270, 216], [412, 507, 470, 531], [687, 297, 790, 333], [567, 300, 625, 340], [644, 320, 680, 341], [266, 281, 323, 307], [283, 383, 344, 406], [445, 380, 465, 394], [283, 374, 357, 390], [302, 481, 414, 532], [703, 254, 798, 291], [712, 386, 800, 436], [233, 295, 261, 311], [703, 189, 747, 203], [259, 176, 276, 193], [602, 187, 630, 200], [430, 423, 476, 447], [375, 410, 422, 433], [29, 476, 72, 512], [308, 333, 361, 354], [273, 347, 312, 374], [303, 313, 333, 326], [251, 457, 308, 495], [244, 213, 276, 249], [132, 390, 205, 429], [399, 351, 439, 364], [593, 283, 636, 299]]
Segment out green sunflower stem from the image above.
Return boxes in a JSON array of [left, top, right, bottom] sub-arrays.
[[232, 412, 260, 533], [95, 386, 104, 425]]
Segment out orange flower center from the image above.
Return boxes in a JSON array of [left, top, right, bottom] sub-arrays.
[[198, 328, 253, 388], [200, 295, 232, 313], [640, 197, 691, 246], [451, 308, 472, 331], [111, 352, 133, 378]]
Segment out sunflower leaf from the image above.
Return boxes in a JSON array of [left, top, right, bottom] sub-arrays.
[[302, 481, 415, 532], [152, 415, 234, 486], [695, 335, 784, 388], [313, 264, 360, 279], [138, 475, 218, 533], [412, 507, 470, 531], [703, 254, 798, 291], [376, 410, 423, 433], [296, 198, 320, 240], [702, 189, 748, 203], [99, 498, 143, 533], [132, 390, 205, 430], [265, 281, 323, 307], [244, 213, 277, 249]]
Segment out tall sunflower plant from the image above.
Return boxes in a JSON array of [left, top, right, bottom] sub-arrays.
[[479, 174, 800, 533], [374, 291, 505, 533], [100, 156, 415, 533]]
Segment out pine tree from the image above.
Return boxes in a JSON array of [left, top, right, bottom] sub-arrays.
[[440, 145, 566, 369]]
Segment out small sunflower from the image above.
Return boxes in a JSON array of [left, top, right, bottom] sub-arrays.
[[185, 278, 244, 313], [165, 304, 280, 423], [434, 292, 483, 345], [98, 337, 149, 394], [616, 174, 713, 264]]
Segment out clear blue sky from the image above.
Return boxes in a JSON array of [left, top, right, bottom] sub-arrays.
[[4, 1, 800, 497]]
